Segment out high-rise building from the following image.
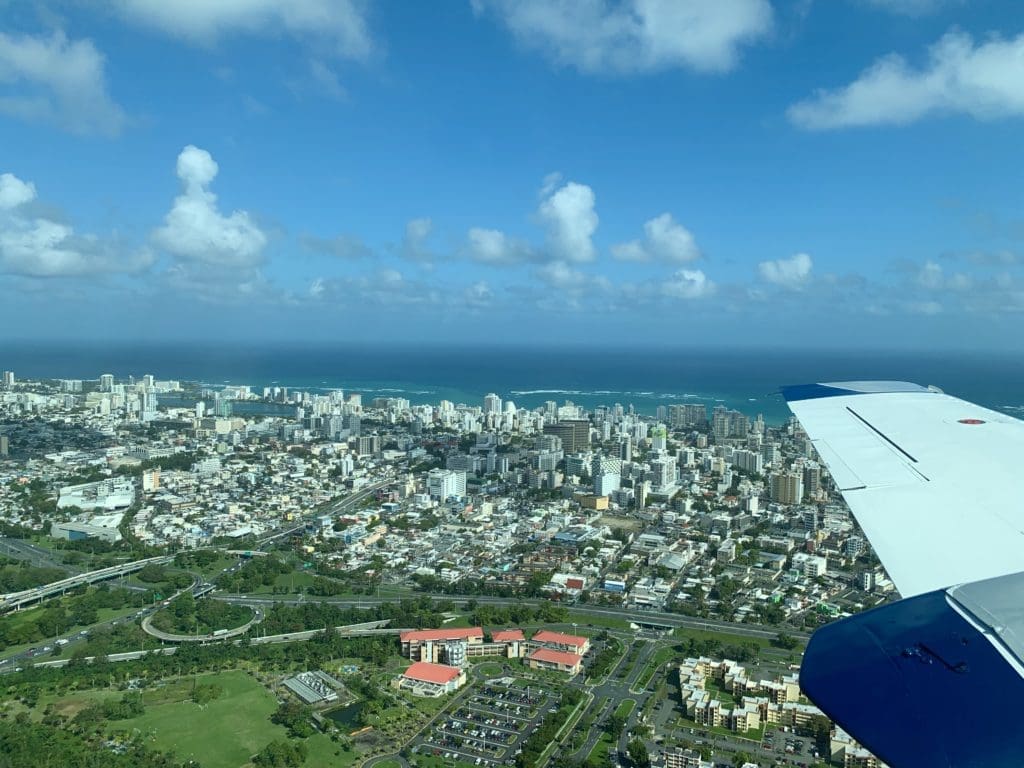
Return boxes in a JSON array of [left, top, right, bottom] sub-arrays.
[[770, 472, 804, 505], [803, 462, 821, 495], [619, 435, 632, 462], [543, 419, 590, 453], [651, 425, 668, 452], [427, 469, 466, 500], [649, 456, 678, 492], [1, 371, 13, 388], [99, 373, 115, 392], [0, 435, 8, 457], [483, 393, 502, 415], [591, 453, 621, 496]]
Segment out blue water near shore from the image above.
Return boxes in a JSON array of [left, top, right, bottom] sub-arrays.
[[2, 342, 1023, 425]]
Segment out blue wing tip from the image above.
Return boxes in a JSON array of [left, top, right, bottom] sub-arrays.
[[781, 383, 859, 403]]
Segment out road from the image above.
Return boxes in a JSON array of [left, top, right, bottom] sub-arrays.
[[212, 593, 808, 642], [0, 537, 78, 572], [257, 479, 391, 544]]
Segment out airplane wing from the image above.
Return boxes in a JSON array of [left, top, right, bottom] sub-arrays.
[[782, 381, 1024, 768]]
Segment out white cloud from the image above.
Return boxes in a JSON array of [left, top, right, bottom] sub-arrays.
[[475, 0, 772, 74], [915, 260, 972, 291], [465, 227, 536, 264], [789, 30, 1024, 129], [662, 268, 714, 299], [0, 174, 36, 210], [537, 260, 585, 288], [113, 0, 373, 59], [0, 31, 125, 136], [308, 59, 347, 99], [538, 180, 598, 263], [0, 171, 153, 278], [612, 212, 700, 262], [758, 252, 813, 288], [906, 300, 943, 315], [153, 145, 267, 267]]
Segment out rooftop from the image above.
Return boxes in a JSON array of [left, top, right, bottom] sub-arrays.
[[402, 661, 462, 685]]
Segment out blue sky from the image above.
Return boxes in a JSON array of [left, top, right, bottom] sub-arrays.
[[0, 0, 1022, 348]]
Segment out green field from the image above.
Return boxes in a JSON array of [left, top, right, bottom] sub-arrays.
[[0, 604, 143, 659], [567, 610, 632, 630], [614, 699, 635, 719], [107, 670, 288, 768], [586, 730, 617, 767]]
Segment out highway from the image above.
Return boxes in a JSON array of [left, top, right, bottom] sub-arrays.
[[0, 537, 80, 573], [0, 554, 175, 613], [212, 593, 809, 641], [257, 479, 391, 545]]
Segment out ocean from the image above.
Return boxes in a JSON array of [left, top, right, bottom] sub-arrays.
[[2, 343, 1023, 425]]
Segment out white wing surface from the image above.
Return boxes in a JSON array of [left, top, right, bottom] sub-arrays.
[[783, 381, 1024, 597]]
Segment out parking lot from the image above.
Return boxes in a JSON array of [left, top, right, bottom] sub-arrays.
[[413, 678, 559, 768]]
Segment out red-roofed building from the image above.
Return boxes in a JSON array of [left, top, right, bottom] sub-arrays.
[[393, 661, 466, 697], [400, 627, 484, 662], [491, 629, 525, 642], [565, 577, 585, 591], [526, 647, 583, 675], [531, 629, 590, 655]]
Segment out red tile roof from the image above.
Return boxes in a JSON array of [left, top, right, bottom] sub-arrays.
[[532, 629, 587, 649], [400, 627, 483, 642], [565, 578, 585, 590], [491, 629, 525, 642], [403, 661, 462, 685], [529, 648, 583, 667]]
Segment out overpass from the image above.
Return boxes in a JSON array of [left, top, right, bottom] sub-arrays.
[[0, 555, 175, 613], [214, 593, 810, 642]]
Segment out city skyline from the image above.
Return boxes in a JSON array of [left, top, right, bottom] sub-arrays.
[[1, 2, 1023, 347]]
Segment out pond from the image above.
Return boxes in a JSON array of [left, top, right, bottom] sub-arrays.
[[325, 701, 365, 728]]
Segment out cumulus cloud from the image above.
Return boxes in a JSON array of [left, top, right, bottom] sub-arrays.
[[536, 260, 586, 288], [538, 180, 598, 263], [758, 252, 813, 288], [915, 260, 972, 291], [662, 268, 714, 299], [0, 31, 125, 136], [113, 0, 373, 59], [153, 145, 267, 267], [0, 171, 152, 278], [789, 30, 1024, 129], [612, 212, 700, 262], [474, 0, 772, 74], [465, 227, 536, 265], [307, 267, 441, 307], [0, 174, 36, 210]]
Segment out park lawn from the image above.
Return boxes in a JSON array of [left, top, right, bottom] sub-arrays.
[[567, 610, 632, 630], [35, 687, 123, 721], [672, 625, 777, 650], [106, 670, 287, 768], [251, 571, 317, 594], [472, 661, 505, 677], [304, 732, 360, 768]]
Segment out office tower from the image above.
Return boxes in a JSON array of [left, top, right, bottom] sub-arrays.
[[1, 371, 13, 388], [619, 435, 632, 462], [591, 453, 622, 496], [99, 373, 115, 392]]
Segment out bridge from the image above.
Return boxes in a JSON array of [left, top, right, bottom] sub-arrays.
[[0, 555, 175, 613]]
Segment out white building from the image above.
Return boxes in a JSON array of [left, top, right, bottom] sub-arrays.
[[426, 469, 466, 500]]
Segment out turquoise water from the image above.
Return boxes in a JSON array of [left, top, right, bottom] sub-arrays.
[[3, 342, 1023, 424]]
